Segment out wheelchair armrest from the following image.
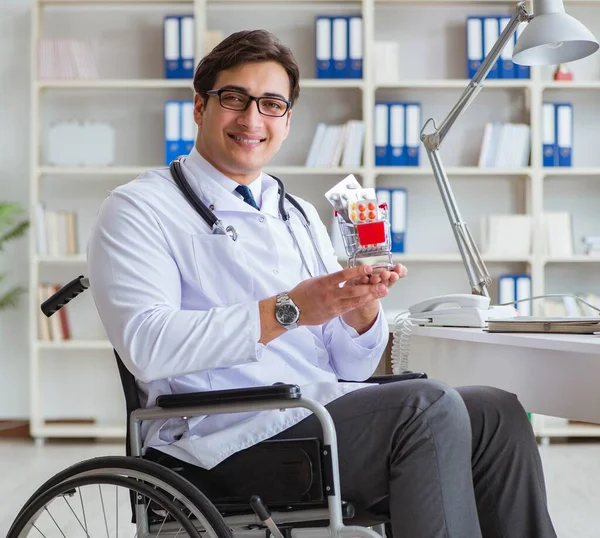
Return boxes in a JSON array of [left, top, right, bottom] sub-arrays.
[[340, 372, 428, 384], [365, 372, 428, 383], [155, 384, 301, 409]]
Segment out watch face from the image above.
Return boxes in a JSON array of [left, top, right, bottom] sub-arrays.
[[277, 303, 299, 325]]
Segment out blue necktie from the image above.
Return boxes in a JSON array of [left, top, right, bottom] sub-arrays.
[[235, 185, 259, 210]]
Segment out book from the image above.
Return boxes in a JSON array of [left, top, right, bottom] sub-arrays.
[[487, 317, 600, 334]]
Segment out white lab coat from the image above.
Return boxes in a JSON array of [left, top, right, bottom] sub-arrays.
[[87, 148, 389, 469]]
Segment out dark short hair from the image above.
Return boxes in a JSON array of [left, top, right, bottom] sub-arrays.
[[193, 29, 300, 107]]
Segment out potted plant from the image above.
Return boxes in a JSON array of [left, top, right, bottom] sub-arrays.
[[0, 202, 30, 310]]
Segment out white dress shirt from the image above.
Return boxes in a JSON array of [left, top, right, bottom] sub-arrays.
[[87, 148, 389, 469]]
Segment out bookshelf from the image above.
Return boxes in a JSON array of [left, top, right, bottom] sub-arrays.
[[29, 0, 600, 441]]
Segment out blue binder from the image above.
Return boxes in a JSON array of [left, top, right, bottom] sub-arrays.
[[389, 103, 406, 166], [347, 15, 363, 79], [374, 102, 389, 166], [556, 103, 573, 167], [499, 274, 531, 315], [405, 102, 421, 166], [466, 16, 483, 78], [542, 102, 556, 167], [315, 16, 333, 78], [499, 16, 515, 79], [180, 16, 195, 79], [498, 274, 516, 307], [181, 101, 195, 155], [164, 16, 180, 79], [165, 101, 182, 165], [483, 17, 500, 79], [332, 17, 348, 78], [515, 22, 531, 79], [390, 188, 407, 253]]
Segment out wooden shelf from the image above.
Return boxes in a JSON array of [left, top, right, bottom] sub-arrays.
[[36, 340, 112, 350], [376, 79, 532, 90], [543, 167, 600, 178], [375, 166, 532, 176], [346, 253, 533, 263], [544, 256, 600, 264], [39, 165, 153, 176], [38, 79, 193, 89], [38, 165, 364, 176], [32, 424, 126, 438], [37, 255, 87, 263], [541, 81, 600, 91]]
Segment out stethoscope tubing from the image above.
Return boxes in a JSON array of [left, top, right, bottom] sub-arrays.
[[169, 158, 329, 277]]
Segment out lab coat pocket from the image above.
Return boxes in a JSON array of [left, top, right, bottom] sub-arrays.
[[191, 234, 255, 303]]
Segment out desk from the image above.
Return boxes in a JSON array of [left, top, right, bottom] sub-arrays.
[[400, 325, 600, 436]]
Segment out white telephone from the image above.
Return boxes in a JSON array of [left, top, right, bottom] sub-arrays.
[[390, 294, 517, 374], [408, 293, 516, 328]]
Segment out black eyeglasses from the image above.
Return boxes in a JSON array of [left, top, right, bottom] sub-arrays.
[[206, 88, 291, 117]]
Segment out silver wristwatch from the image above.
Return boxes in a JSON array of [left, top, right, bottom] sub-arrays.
[[275, 292, 300, 330]]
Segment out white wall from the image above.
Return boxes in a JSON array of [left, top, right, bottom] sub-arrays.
[[0, 0, 32, 418]]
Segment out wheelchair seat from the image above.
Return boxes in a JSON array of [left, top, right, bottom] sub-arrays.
[[115, 351, 339, 516], [114, 349, 426, 520]]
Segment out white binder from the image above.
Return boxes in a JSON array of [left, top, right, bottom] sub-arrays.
[[389, 104, 405, 166], [180, 16, 195, 75], [332, 17, 348, 77]]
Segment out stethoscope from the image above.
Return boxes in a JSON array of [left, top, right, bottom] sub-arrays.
[[170, 158, 329, 278]]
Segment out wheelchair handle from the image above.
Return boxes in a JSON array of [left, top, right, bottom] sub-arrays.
[[41, 275, 90, 317]]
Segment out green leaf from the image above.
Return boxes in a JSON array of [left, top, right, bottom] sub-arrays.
[[0, 220, 29, 250], [0, 286, 25, 310], [0, 220, 29, 249], [0, 203, 23, 228]]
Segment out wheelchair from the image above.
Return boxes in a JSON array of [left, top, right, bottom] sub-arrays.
[[7, 275, 427, 538]]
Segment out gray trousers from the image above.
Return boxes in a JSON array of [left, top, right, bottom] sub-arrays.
[[272, 380, 557, 538]]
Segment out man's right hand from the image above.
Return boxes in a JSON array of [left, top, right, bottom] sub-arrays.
[[287, 265, 387, 327]]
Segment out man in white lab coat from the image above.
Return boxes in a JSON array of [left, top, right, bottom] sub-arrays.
[[87, 30, 556, 538]]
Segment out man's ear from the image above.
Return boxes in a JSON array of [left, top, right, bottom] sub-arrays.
[[283, 108, 293, 139], [194, 93, 205, 127]]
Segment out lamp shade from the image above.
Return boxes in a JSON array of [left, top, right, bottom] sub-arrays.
[[513, 0, 599, 65]]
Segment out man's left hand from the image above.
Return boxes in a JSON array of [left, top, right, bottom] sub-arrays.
[[341, 264, 408, 334]]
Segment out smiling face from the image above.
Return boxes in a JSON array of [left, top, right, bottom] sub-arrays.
[[194, 61, 293, 185]]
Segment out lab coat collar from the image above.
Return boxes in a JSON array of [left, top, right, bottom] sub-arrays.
[[183, 148, 273, 216]]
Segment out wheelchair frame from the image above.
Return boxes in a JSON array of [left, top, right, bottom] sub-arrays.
[[130, 393, 382, 538], [9, 275, 426, 538]]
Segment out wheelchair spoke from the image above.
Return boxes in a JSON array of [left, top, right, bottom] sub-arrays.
[[98, 484, 110, 538], [78, 488, 88, 535], [43, 507, 67, 538], [31, 524, 49, 538], [61, 495, 92, 538], [115, 485, 118, 538], [13, 468, 215, 538]]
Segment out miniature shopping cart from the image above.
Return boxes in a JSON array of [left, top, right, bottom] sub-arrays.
[[336, 203, 394, 270]]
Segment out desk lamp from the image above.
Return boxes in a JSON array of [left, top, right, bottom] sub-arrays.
[[417, 0, 599, 325]]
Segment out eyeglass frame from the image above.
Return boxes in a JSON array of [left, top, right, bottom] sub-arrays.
[[205, 87, 292, 117]]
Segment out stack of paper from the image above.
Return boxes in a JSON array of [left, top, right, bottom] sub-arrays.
[[38, 38, 99, 79], [478, 122, 530, 168], [488, 317, 600, 334], [480, 214, 532, 257], [305, 121, 365, 167], [542, 212, 573, 257]]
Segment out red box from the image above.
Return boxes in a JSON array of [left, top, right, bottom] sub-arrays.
[[357, 221, 385, 246]]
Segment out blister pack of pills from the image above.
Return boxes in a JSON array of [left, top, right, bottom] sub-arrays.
[[325, 175, 378, 224]]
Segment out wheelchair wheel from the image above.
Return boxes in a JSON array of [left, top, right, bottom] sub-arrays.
[[8, 456, 232, 538], [8, 474, 202, 538]]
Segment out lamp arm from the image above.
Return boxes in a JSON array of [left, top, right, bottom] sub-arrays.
[[420, 2, 531, 296], [437, 4, 530, 144]]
